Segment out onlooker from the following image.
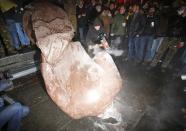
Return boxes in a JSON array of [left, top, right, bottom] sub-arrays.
[[0, 102, 29, 131], [95, 4, 103, 18], [138, 6, 158, 65], [4, 6, 30, 51], [180, 48, 186, 75], [99, 8, 112, 37], [4, 7, 21, 50], [0, 76, 30, 131], [149, 7, 169, 65], [110, 5, 128, 51], [86, 0, 97, 24], [0, 9, 17, 56], [117, 0, 125, 5], [109, 2, 116, 17], [126, 5, 134, 20], [142, 1, 149, 14], [150, 5, 186, 70], [14, 7, 30, 48], [76, 0, 88, 45], [127, 4, 145, 62], [0, 35, 6, 58]]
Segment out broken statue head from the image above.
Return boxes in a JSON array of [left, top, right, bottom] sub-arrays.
[[23, 1, 123, 119]]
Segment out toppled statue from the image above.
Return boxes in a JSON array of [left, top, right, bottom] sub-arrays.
[[23, 1, 122, 119]]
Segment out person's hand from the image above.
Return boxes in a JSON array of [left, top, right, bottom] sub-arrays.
[[100, 38, 109, 49], [110, 33, 114, 36], [122, 22, 126, 27], [103, 42, 109, 48], [175, 42, 185, 48], [180, 42, 185, 47], [20, 8, 24, 11], [78, 15, 81, 18], [136, 34, 140, 37], [82, 14, 86, 17]]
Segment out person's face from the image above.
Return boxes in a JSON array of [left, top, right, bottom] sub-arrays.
[[120, 7, 125, 14], [177, 7, 185, 16], [107, 10, 112, 16], [129, 6, 133, 13], [101, 10, 107, 16], [149, 7, 155, 15], [91, 0, 96, 5], [96, 5, 102, 12], [110, 4, 115, 10], [132, 5, 136, 12], [133, 5, 139, 13], [143, 3, 148, 9], [79, 1, 84, 6], [94, 25, 101, 30]]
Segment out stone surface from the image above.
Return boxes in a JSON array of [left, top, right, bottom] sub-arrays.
[[23, 2, 122, 119]]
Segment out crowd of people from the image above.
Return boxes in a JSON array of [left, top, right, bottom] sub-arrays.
[[0, 0, 186, 74], [76, 0, 186, 74]]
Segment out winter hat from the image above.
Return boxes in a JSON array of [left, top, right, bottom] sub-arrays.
[[93, 18, 102, 26]]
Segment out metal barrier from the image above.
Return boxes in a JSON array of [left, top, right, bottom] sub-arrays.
[[0, 50, 40, 80]]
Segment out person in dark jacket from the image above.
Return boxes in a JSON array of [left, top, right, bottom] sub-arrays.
[[0, 35, 5, 58], [3, 7, 20, 50], [4, 6, 30, 50], [150, 10, 166, 63], [150, 6, 186, 70], [0, 74, 30, 131], [109, 2, 116, 17], [138, 6, 158, 64], [127, 4, 146, 62], [86, 18, 109, 57], [174, 6, 186, 75], [76, 0, 88, 45], [86, 0, 101, 24], [14, 7, 30, 48], [0, 10, 17, 56]]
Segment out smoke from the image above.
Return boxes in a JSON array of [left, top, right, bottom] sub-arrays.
[[92, 36, 126, 57], [98, 103, 122, 122], [92, 102, 127, 131], [94, 121, 108, 130], [106, 48, 124, 57], [144, 82, 185, 130], [92, 47, 124, 57]]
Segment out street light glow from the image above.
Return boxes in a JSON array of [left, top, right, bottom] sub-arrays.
[[87, 89, 101, 103]]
